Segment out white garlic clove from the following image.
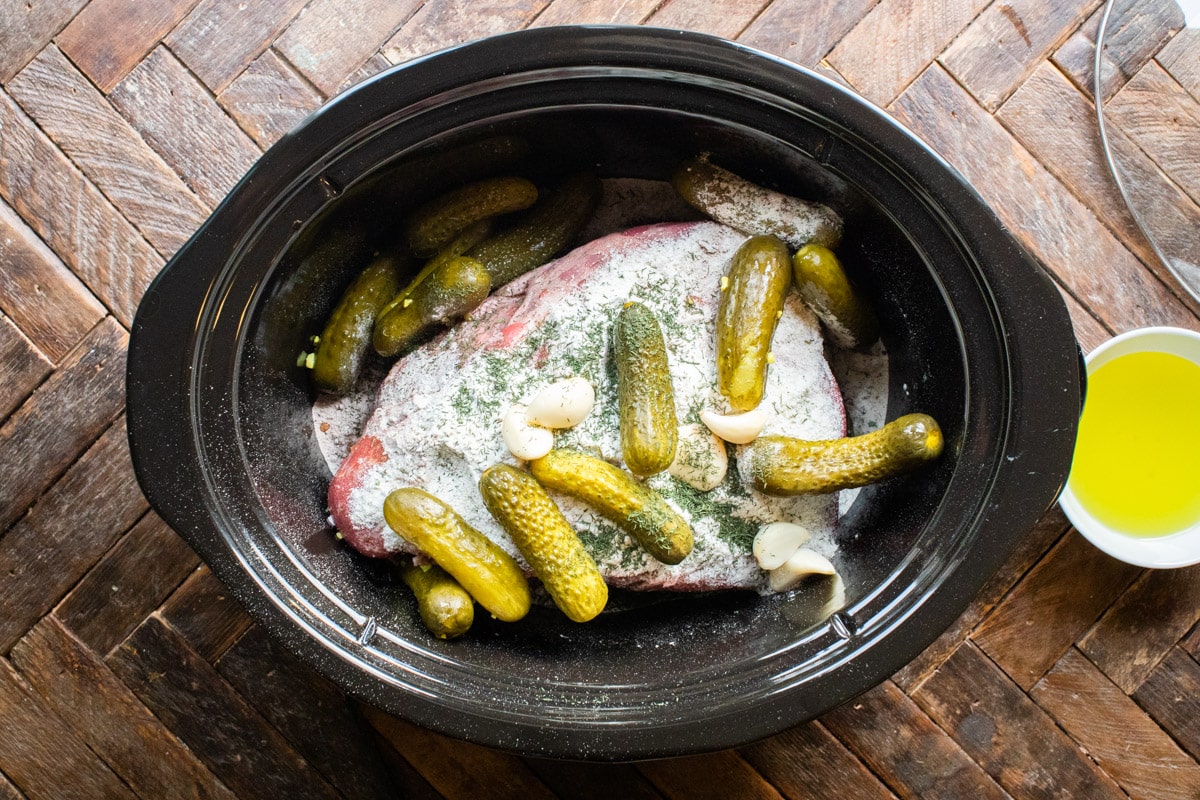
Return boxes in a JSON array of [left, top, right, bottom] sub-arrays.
[[700, 406, 768, 444], [768, 548, 837, 592], [752, 521, 810, 570], [526, 376, 596, 429], [668, 423, 728, 491], [501, 404, 554, 461]]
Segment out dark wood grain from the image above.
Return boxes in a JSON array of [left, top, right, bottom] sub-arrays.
[[381, 0, 547, 65], [646, 0, 768, 39], [109, 615, 344, 800], [55, 510, 199, 656], [0, 91, 162, 327], [159, 565, 254, 663], [0, 770, 25, 800], [0, 317, 127, 535], [0, 0, 86, 83], [0, 314, 50, 424], [166, 0, 310, 93], [1132, 647, 1200, 762], [218, 48, 323, 148], [1032, 648, 1200, 800], [912, 642, 1126, 800], [638, 751, 785, 800], [524, 759, 665, 800], [371, 733, 445, 800], [11, 616, 237, 800], [739, 721, 897, 800], [1052, 0, 1183, 101], [0, 416, 147, 654], [739, 0, 875, 66], [54, 0, 202, 92]]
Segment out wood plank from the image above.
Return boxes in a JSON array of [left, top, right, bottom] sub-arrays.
[[524, 758, 665, 800], [6, 46, 210, 257], [820, 680, 1010, 800], [826, 0, 991, 106], [892, 505, 1071, 692], [275, 0, 422, 95], [0, 657, 137, 800], [159, 565, 253, 663], [0, 770, 25, 800], [53, 0, 202, 92], [0, 93, 158, 328], [645, 0, 768, 40], [998, 60, 1200, 317], [939, 0, 1100, 112], [0, 417, 148, 654], [1078, 564, 1200, 694], [533, 0, 660, 27], [109, 46, 261, 209], [1132, 647, 1200, 762], [55, 511, 199, 656], [1063, 287, 1112, 354], [0, 199, 105, 363], [971, 529, 1141, 690], [1053, 0, 1184, 101], [0, 0, 86, 83], [381, 0, 546, 66], [0, 315, 50, 424], [216, 625, 395, 800], [166, 0, 310, 93], [739, 721, 896, 800], [889, 63, 1198, 333], [333, 52, 392, 98], [0, 317, 127, 535], [10, 616, 237, 800], [1032, 648, 1200, 800], [638, 751, 784, 800], [911, 642, 1126, 800], [1106, 59, 1200, 207], [363, 704, 558, 800], [1157, 28, 1200, 101], [218, 49, 323, 149], [739, 0, 876, 67], [109, 615, 343, 800], [371, 732, 445, 800]]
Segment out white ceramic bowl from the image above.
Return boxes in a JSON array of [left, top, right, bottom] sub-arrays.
[[1060, 326, 1200, 568]]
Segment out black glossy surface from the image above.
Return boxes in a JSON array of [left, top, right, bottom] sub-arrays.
[[126, 26, 1082, 760]]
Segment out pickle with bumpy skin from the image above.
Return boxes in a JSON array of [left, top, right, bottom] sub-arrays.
[[530, 449, 693, 565], [672, 156, 843, 249], [468, 172, 601, 288], [383, 488, 531, 622], [717, 235, 792, 412], [615, 301, 678, 476], [392, 219, 494, 308], [404, 176, 538, 258], [792, 244, 878, 349], [745, 413, 944, 496], [398, 562, 474, 639], [311, 254, 402, 395], [479, 465, 608, 623], [372, 256, 491, 357]]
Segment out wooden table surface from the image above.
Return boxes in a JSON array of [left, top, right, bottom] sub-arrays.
[[2, 0, 1199, 798]]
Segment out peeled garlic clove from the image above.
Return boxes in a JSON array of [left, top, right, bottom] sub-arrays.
[[668, 423, 728, 491], [502, 404, 554, 461], [768, 548, 837, 592], [526, 376, 595, 429], [753, 521, 810, 570], [700, 406, 768, 444]]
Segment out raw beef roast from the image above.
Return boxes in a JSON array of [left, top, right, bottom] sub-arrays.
[[324, 221, 846, 591]]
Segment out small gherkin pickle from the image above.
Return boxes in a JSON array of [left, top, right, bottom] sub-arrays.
[[717, 235, 793, 411], [479, 465, 608, 623], [393, 219, 494, 306], [383, 488, 531, 622], [372, 256, 491, 358], [530, 449, 693, 565], [792, 244, 878, 349], [404, 176, 538, 258], [615, 302, 678, 476], [746, 413, 944, 496], [468, 172, 601, 288], [311, 255, 402, 395], [398, 562, 474, 639]]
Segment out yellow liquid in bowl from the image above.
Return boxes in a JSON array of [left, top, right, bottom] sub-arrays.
[[1069, 350, 1200, 537]]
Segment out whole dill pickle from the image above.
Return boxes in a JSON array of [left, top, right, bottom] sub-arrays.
[[479, 464, 608, 623], [404, 176, 538, 258], [372, 256, 491, 358], [384, 488, 531, 622], [311, 254, 402, 395], [398, 562, 474, 639], [746, 413, 944, 496], [530, 449, 693, 565], [614, 302, 678, 476], [792, 244, 878, 349], [717, 235, 792, 411], [392, 219, 494, 307], [468, 172, 601, 288]]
